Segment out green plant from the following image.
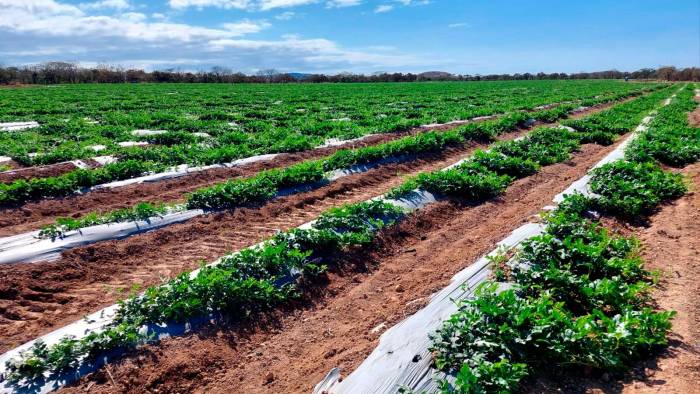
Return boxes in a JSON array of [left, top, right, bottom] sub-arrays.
[[626, 89, 700, 167], [590, 161, 687, 217], [39, 202, 174, 239], [431, 199, 675, 393]]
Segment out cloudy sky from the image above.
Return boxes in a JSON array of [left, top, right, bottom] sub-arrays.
[[0, 0, 698, 74]]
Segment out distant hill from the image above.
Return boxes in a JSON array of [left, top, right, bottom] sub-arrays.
[[287, 72, 311, 80], [418, 71, 455, 79]]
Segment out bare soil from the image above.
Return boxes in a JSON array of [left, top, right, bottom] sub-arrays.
[[57, 139, 630, 394], [0, 132, 404, 236], [0, 161, 80, 183], [688, 104, 700, 127], [621, 163, 700, 393]]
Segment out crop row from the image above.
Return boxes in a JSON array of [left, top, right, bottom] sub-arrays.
[[35, 108, 541, 237], [428, 87, 696, 393], [0, 81, 657, 166], [386, 86, 677, 201], [626, 87, 700, 167], [1, 86, 679, 387], [430, 194, 676, 393], [4, 104, 568, 232]]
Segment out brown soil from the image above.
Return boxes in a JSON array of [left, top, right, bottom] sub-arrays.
[[0, 161, 80, 183], [621, 163, 700, 393], [688, 104, 700, 127], [0, 98, 627, 237], [0, 83, 33, 89], [56, 139, 631, 394]]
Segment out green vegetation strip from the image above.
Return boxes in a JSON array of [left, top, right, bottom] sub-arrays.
[[428, 86, 697, 393], [0, 160, 157, 207], [0, 84, 659, 208], [387, 87, 676, 201], [627, 87, 700, 167], [430, 197, 675, 393], [0, 81, 655, 167], [34, 87, 674, 238]]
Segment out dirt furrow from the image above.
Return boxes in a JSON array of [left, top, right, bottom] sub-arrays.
[[55, 136, 634, 394], [0, 161, 82, 183], [622, 163, 700, 393], [0, 132, 406, 236]]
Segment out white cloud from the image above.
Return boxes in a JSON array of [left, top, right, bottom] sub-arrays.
[[326, 0, 362, 8], [373, 0, 427, 13], [221, 19, 271, 36], [275, 11, 295, 20], [448, 22, 469, 28], [396, 0, 430, 5], [168, 0, 251, 10], [0, 0, 83, 16], [0, 1, 255, 42], [79, 0, 131, 10], [258, 0, 316, 10], [119, 12, 147, 23], [168, 0, 361, 11], [0, 0, 421, 73], [168, 0, 321, 10], [374, 4, 393, 13]]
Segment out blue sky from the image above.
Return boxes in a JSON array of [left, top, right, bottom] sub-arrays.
[[0, 0, 698, 74]]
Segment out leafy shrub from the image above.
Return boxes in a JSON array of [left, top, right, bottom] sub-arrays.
[[494, 128, 580, 165], [590, 161, 687, 216], [410, 166, 511, 200], [625, 91, 700, 167], [39, 202, 173, 239], [431, 198, 675, 393], [0, 160, 155, 206], [470, 150, 539, 178]]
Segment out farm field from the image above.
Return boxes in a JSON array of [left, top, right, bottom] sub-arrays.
[[0, 81, 699, 394], [0, 81, 653, 168]]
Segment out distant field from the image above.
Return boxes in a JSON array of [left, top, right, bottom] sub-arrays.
[[0, 81, 655, 167]]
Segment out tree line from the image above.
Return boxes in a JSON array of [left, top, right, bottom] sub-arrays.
[[0, 62, 698, 85]]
